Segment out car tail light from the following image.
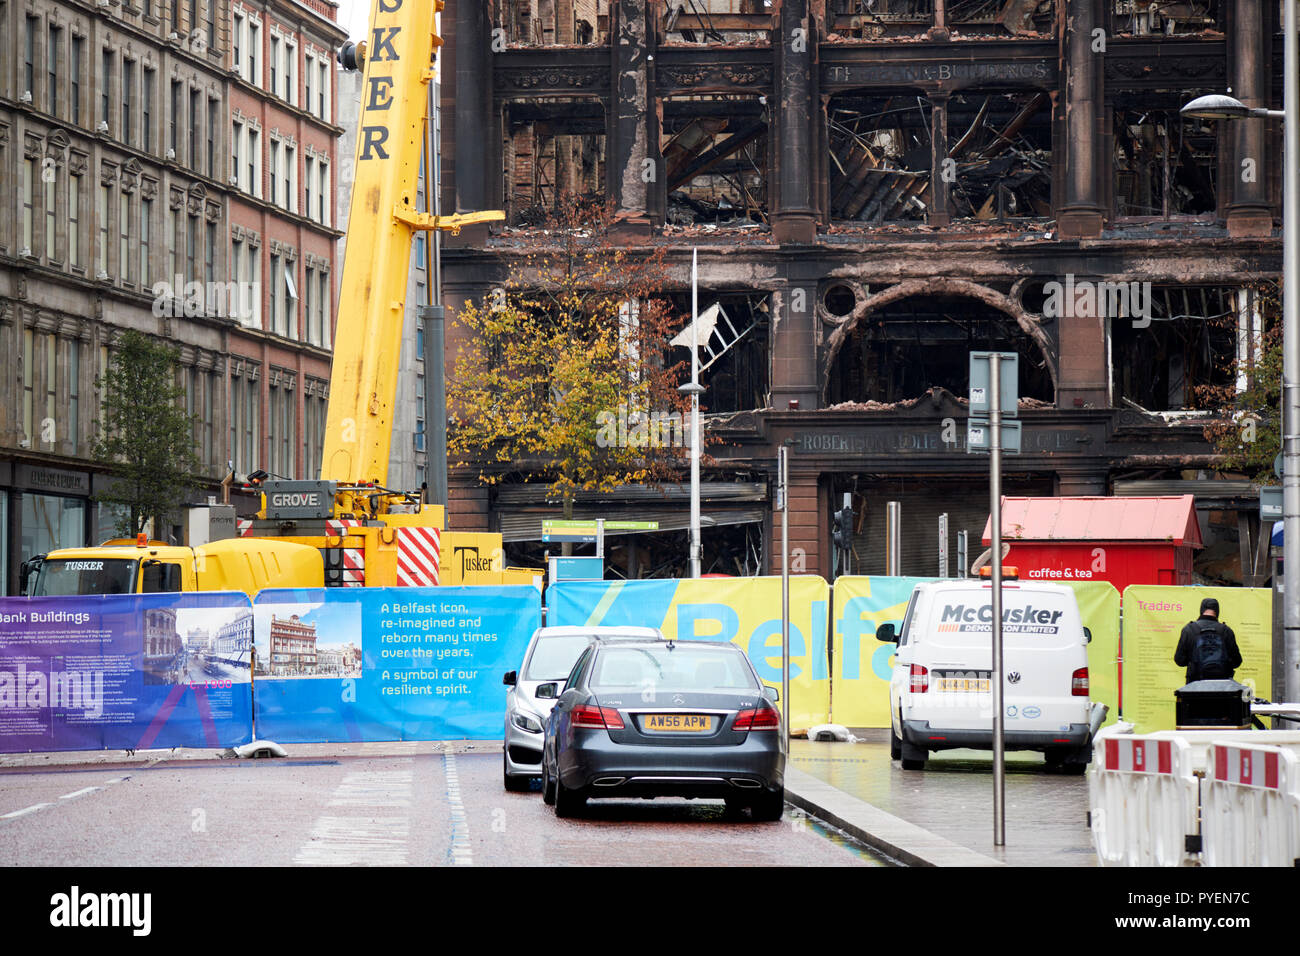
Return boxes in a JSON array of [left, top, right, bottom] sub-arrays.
[[571, 704, 624, 730], [1072, 667, 1089, 697], [734, 705, 781, 731], [909, 664, 929, 693]]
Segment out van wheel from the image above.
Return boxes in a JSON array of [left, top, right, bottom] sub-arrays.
[[890, 726, 902, 761], [900, 740, 928, 771]]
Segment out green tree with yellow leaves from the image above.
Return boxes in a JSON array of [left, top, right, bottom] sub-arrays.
[[448, 200, 692, 517]]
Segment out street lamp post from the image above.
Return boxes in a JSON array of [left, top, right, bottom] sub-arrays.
[[1182, 18, 1299, 706]]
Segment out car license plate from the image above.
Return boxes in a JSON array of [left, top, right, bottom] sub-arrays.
[[643, 714, 712, 733], [935, 676, 990, 693]]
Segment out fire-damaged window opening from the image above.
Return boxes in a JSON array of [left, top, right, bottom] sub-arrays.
[[493, 0, 609, 46], [1111, 1, 1223, 36], [1114, 104, 1218, 219], [503, 102, 606, 226], [830, 93, 934, 223], [828, 0, 1055, 38], [947, 91, 1052, 220], [664, 98, 769, 226], [1110, 286, 1239, 412], [663, 1, 772, 44], [829, 90, 1052, 224], [668, 292, 771, 412], [827, 296, 1054, 406]]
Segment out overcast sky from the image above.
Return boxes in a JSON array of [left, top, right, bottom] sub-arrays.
[[336, 0, 369, 41]]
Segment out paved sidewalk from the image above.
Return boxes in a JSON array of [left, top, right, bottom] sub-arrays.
[[785, 732, 1098, 867]]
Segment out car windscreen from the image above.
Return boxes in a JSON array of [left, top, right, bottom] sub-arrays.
[[33, 558, 139, 595], [523, 634, 599, 681], [590, 645, 759, 693]]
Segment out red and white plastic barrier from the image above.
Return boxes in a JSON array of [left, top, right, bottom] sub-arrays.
[[1090, 727, 1300, 866], [1090, 730, 1199, 866], [1202, 743, 1300, 867]]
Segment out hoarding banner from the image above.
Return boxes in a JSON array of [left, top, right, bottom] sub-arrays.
[[828, 577, 1121, 729], [546, 576, 832, 727], [829, 576, 935, 727], [1064, 580, 1121, 729], [252, 586, 539, 742], [1122, 586, 1272, 733], [0, 592, 254, 754]]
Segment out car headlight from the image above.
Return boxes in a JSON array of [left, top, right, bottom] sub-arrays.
[[512, 712, 543, 734]]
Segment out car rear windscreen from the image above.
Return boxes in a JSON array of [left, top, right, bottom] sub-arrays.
[[591, 646, 759, 692], [523, 635, 600, 681]]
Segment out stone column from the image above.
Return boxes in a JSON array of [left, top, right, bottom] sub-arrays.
[[608, 0, 654, 237], [1056, 275, 1110, 409], [768, 469, 825, 576], [770, 283, 820, 412], [928, 93, 951, 227], [1227, 0, 1273, 237], [452, 0, 493, 221], [1057, 0, 1105, 238], [772, 0, 817, 244]]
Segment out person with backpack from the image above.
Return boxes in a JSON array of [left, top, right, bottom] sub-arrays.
[[1174, 597, 1243, 683]]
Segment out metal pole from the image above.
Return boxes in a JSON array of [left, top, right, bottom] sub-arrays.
[[957, 530, 968, 578], [1284, 0, 1300, 707], [886, 501, 902, 575], [990, 353, 1006, 847], [690, 248, 702, 579], [780, 446, 790, 746], [939, 513, 949, 578]]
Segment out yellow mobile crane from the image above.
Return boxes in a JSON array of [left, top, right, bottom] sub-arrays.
[[242, 0, 529, 589], [25, 1, 531, 596]]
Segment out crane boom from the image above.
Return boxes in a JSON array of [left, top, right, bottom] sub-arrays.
[[323, 0, 501, 501]]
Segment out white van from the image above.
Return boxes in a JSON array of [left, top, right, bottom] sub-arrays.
[[877, 577, 1105, 773]]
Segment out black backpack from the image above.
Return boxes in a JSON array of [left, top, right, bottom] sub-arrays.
[[1192, 620, 1232, 679]]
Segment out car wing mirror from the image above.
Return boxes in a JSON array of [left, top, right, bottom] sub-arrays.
[[876, 622, 898, 643], [502, 670, 517, 686], [1083, 626, 1093, 645], [763, 686, 780, 703], [535, 682, 559, 700]]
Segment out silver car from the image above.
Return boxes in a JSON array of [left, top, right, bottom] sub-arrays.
[[503, 626, 664, 791]]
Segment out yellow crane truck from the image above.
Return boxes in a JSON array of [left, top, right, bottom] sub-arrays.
[[23, 0, 536, 596]]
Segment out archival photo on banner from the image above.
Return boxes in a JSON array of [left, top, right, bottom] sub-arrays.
[[1122, 586, 1273, 733], [546, 576, 832, 728], [252, 586, 539, 741], [0, 591, 253, 754]]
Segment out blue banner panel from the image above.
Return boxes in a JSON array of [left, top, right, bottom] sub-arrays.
[[252, 586, 540, 742], [0, 592, 254, 753]]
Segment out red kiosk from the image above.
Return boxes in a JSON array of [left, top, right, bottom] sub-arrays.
[[981, 495, 1203, 593]]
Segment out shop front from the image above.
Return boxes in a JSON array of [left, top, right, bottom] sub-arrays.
[[2, 462, 94, 595]]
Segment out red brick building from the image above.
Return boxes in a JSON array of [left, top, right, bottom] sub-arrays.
[[225, 0, 346, 482]]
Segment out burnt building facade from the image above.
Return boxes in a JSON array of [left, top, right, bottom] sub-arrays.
[[438, 1, 1281, 583]]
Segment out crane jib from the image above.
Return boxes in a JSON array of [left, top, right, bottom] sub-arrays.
[[358, 0, 410, 162]]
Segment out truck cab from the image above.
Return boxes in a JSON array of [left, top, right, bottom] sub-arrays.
[[21, 537, 324, 599]]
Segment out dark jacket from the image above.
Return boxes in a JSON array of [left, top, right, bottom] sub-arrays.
[[1174, 614, 1243, 683]]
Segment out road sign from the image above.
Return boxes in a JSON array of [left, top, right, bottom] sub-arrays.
[[1262, 486, 1283, 521], [548, 556, 604, 583], [967, 418, 1022, 454], [541, 519, 659, 543], [969, 351, 1019, 417]]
